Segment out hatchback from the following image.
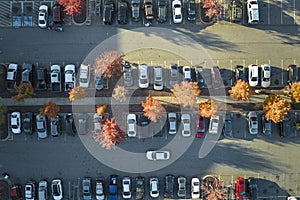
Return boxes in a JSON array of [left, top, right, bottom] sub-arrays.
[[82, 178, 92, 200], [248, 64, 259, 87], [211, 66, 222, 89], [177, 176, 186, 198], [36, 114, 47, 139], [196, 116, 205, 138], [51, 179, 63, 200], [103, 1, 115, 25], [154, 66, 163, 90], [288, 64, 298, 84], [248, 111, 258, 135], [261, 64, 271, 88], [11, 112, 21, 134], [235, 177, 246, 199], [122, 177, 131, 199], [164, 175, 174, 198], [168, 113, 177, 134], [181, 114, 191, 137], [150, 177, 159, 198]]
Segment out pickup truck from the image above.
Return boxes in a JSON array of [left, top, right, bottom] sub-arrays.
[[144, 0, 154, 20], [64, 64, 76, 92], [108, 175, 118, 200], [50, 65, 62, 92]]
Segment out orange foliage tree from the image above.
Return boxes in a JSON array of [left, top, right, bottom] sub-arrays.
[[200, 176, 226, 200], [228, 80, 251, 101], [141, 96, 166, 123], [40, 102, 60, 119], [12, 83, 34, 102], [171, 81, 201, 107], [290, 82, 300, 102], [263, 94, 291, 123], [96, 104, 107, 116], [69, 86, 87, 102], [94, 51, 124, 78], [202, 0, 222, 19], [93, 118, 125, 149], [112, 85, 128, 102], [199, 100, 220, 118], [58, 0, 83, 15]]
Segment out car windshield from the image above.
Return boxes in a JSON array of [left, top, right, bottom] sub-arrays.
[[140, 78, 148, 84]]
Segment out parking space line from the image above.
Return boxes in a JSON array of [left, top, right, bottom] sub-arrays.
[[281, 59, 284, 85], [294, 0, 296, 24], [268, 0, 270, 24], [281, 0, 283, 24]]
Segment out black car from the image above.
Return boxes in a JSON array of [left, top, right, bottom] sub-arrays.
[[103, 1, 115, 25], [262, 114, 271, 136], [139, 115, 150, 126], [230, 0, 243, 23], [23, 112, 33, 135], [131, 0, 140, 21], [235, 65, 245, 82], [187, 0, 196, 21], [223, 114, 232, 137], [248, 178, 258, 200], [51, 115, 61, 137], [118, 1, 128, 24], [65, 114, 76, 136], [21, 63, 33, 84], [35, 69, 47, 91], [135, 177, 144, 200], [280, 118, 291, 138], [196, 66, 205, 88], [287, 64, 298, 84], [164, 175, 174, 198], [157, 0, 167, 23]]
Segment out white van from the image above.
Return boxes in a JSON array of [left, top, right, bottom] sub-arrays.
[[247, 0, 259, 24]]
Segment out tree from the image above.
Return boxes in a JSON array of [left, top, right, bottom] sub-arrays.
[[94, 51, 124, 78], [69, 86, 87, 102], [228, 80, 251, 101], [171, 81, 201, 108], [40, 102, 60, 119], [202, 0, 222, 19], [200, 176, 226, 200], [58, 0, 83, 15], [199, 100, 220, 118], [93, 118, 125, 149], [290, 82, 300, 102], [141, 96, 166, 123], [12, 83, 34, 102], [263, 94, 291, 123], [112, 85, 128, 102], [96, 104, 107, 116]]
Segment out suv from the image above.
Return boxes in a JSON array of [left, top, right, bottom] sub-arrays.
[[64, 64, 76, 91], [230, 0, 243, 22], [21, 63, 33, 84], [235, 65, 245, 82], [131, 0, 140, 21], [164, 175, 174, 198], [144, 0, 154, 20], [82, 178, 92, 200], [6, 63, 18, 90], [248, 111, 258, 135], [79, 64, 90, 88], [103, 1, 115, 25], [154, 66, 163, 90], [53, 4, 63, 24], [25, 182, 35, 200], [247, 0, 259, 24], [118, 1, 128, 24], [187, 0, 195, 21], [183, 66, 192, 82], [157, 0, 167, 23], [23, 112, 33, 135], [138, 64, 149, 88], [287, 64, 298, 84], [36, 69, 47, 90]]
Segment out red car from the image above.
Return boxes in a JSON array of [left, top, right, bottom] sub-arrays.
[[235, 177, 246, 199], [10, 184, 22, 200], [211, 66, 222, 89], [196, 116, 205, 138]]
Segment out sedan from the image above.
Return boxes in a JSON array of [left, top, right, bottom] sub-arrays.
[[11, 112, 21, 134], [38, 180, 48, 200], [94, 113, 102, 131], [177, 176, 186, 198], [82, 178, 92, 200], [50, 116, 60, 137], [164, 175, 174, 198], [95, 178, 105, 200], [122, 177, 131, 199], [196, 116, 205, 138], [127, 114, 137, 137], [23, 112, 33, 135], [25, 182, 35, 200], [170, 64, 179, 86], [183, 66, 192, 81], [168, 113, 177, 134], [172, 0, 182, 23], [181, 114, 191, 137], [248, 64, 259, 87], [118, 0, 128, 24], [36, 114, 47, 139], [248, 111, 258, 135], [51, 179, 63, 200], [211, 66, 222, 89], [146, 150, 170, 160], [150, 177, 159, 198], [6, 63, 18, 90], [191, 177, 200, 199], [123, 67, 133, 87], [138, 64, 149, 88], [262, 114, 271, 136], [235, 177, 246, 199], [223, 114, 232, 137], [235, 65, 245, 82], [261, 64, 271, 88], [38, 5, 48, 28], [95, 75, 103, 90], [196, 65, 205, 88]]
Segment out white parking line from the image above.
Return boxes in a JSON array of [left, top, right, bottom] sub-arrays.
[[294, 0, 296, 24], [281, 59, 284, 84], [281, 0, 283, 24], [268, 0, 270, 24]]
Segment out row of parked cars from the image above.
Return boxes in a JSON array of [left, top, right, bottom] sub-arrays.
[[38, 3, 64, 28]]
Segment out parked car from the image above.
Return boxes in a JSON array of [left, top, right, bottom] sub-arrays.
[[123, 67, 133, 87], [11, 112, 21, 134], [288, 64, 298, 84], [109, 175, 118, 200], [103, 1, 115, 25], [6, 63, 18, 90], [248, 111, 258, 135], [177, 176, 186, 198], [53, 3, 64, 24], [10, 184, 22, 200], [94, 113, 102, 131], [235, 65, 245, 82], [118, 0, 128, 24], [65, 114, 76, 136], [168, 113, 177, 134], [138, 64, 149, 88], [146, 150, 170, 160], [78, 114, 87, 135], [230, 0, 243, 22], [144, 0, 154, 20], [35, 69, 47, 90], [235, 177, 246, 199], [247, 0, 259, 24], [280, 118, 291, 138], [38, 180, 48, 200], [157, 0, 167, 23], [50, 64, 62, 92], [209, 115, 219, 134], [64, 64, 76, 91], [150, 177, 159, 198], [154, 66, 163, 90], [181, 114, 191, 137], [170, 64, 179, 86], [196, 116, 205, 138], [36, 114, 48, 139], [139, 115, 150, 126], [248, 64, 259, 87], [127, 114, 137, 137], [51, 179, 63, 200], [51, 116, 60, 137], [248, 178, 258, 200], [38, 5, 48, 28], [122, 177, 131, 199], [21, 63, 33, 84], [262, 114, 271, 136], [172, 0, 182, 23], [135, 177, 145, 200], [79, 64, 90, 88], [196, 65, 205, 88], [191, 177, 200, 199], [96, 178, 105, 200], [131, 0, 140, 21], [183, 66, 192, 82], [187, 0, 195, 21], [164, 175, 174, 198], [261, 64, 271, 88], [223, 114, 232, 137], [23, 112, 33, 135], [95, 75, 104, 90], [25, 182, 35, 200], [82, 178, 92, 200], [211, 66, 222, 89]]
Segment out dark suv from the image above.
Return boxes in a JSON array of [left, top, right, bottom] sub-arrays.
[[118, 1, 128, 24], [65, 114, 76, 136], [287, 64, 298, 85], [164, 175, 174, 198], [235, 65, 245, 82], [157, 0, 167, 23], [103, 1, 115, 25], [187, 0, 196, 21], [280, 118, 291, 137], [36, 69, 47, 90]]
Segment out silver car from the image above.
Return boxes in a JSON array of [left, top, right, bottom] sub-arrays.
[[177, 176, 186, 197], [36, 114, 47, 139], [154, 66, 163, 90], [168, 113, 177, 134]]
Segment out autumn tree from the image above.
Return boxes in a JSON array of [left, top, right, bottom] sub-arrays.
[[228, 80, 251, 101], [112, 85, 128, 102], [94, 51, 124, 78], [290, 82, 300, 102], [141, 96, 166, 123], [69, 86, 87, 102], [58, 0, 83, 15], [40, 102, 60, 119], [200, 176, 226, 200], [263, 94, 291, 123], [12, 83, 34, 102], [96, 104, 107, 116], [202, 0, 222, 19], [199, 99, 220, 118], [171, 81, 201, 108], [93, 118, 125, 149]]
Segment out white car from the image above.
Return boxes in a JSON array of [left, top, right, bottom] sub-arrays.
[[191, 177, 200, 199], [122, 177, 131, 199], [181, 114, 191, 137], [209, 115, 219, 134], [127, 114, 137, 137], [247, 0, 259, 24], [79, 64, 90, 88], [64, 64, 76, 91], [261, 64, 271, 88], [25, 182, 35, 200], [138, 64, 149, 88], [150, 177, 159, 198], [154, 66, 163, 90], [38, 5, 48, 28], [172, 0, 182, 23], [168, 113, 177, 134], [51, 179, 63, 200], [248, 64, 259, 87], [94, 113, 102, 131], [248, 111, 258, 134], [146, 150, 170, 160], [95, 178, 105, 200], [7, 63, 18, 90], [11, 112, 21, 134], [183, 66, 192, 81]]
